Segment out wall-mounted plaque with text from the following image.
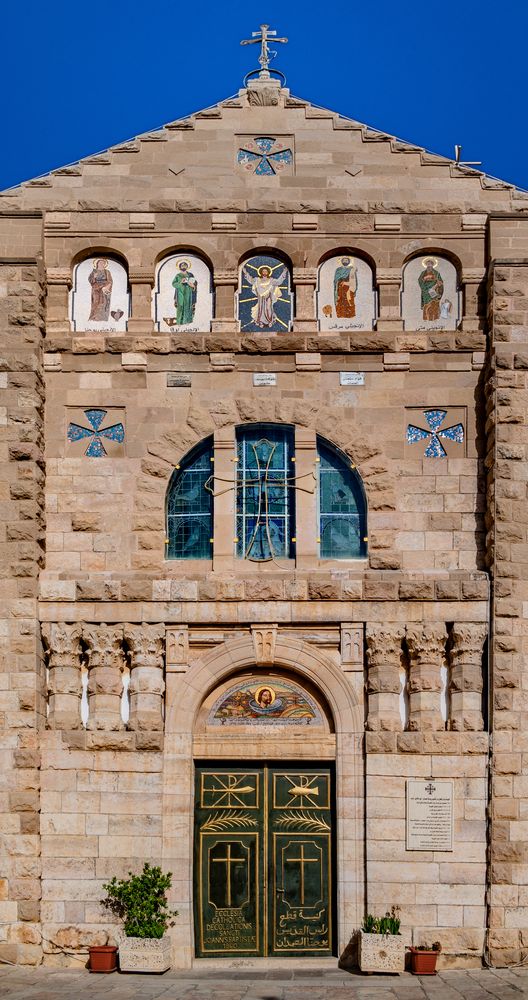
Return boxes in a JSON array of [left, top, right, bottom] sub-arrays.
[[406, 779, 454, 852]]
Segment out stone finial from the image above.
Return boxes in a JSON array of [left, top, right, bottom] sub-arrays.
[[124, 624, 165, 732], [365, 625, 405, 731], [41, 623, 82, 730], [449, 622, 487, 731], [83, 625, 124, 732], [406, 624, 447, 732]]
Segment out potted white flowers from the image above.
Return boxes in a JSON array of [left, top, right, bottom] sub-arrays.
[[359, 908, 405, 974], [101, 863, 178, 974]]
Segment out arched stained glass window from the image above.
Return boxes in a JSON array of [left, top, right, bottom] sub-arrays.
[[317, 439, 367, 559], [236, 425, 295, 561], [166, 438, 213, 559]]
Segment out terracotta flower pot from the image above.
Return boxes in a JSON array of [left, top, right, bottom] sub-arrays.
[[409, 947, 438, 975], [88, 945, 118, 973]]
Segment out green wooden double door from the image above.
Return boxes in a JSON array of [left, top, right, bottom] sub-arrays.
[[194, 765, 334, 957]]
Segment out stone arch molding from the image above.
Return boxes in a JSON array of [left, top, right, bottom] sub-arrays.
[[165, 633, 363, 738], [136, 394, 396, 541]]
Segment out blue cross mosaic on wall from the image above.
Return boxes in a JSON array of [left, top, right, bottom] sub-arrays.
[[406, 409, 464, 458], [67, 408, 125, 457], [237, 136, 293, 176]]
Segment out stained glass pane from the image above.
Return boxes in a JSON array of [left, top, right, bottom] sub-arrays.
[[236, 426, 294, 561], [317, 440, 366, 559], [166, 439, 213, 559]]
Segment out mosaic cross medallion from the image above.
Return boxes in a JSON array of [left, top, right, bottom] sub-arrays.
[[406, 409, 464, 458], [67, 408, 125, 457], [237, 136, 293, 175]]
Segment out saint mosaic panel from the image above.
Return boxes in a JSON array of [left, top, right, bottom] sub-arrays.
[[401, 255, 460, 331], [209, 678, 322, 726], [317, 255, 376, 331], [70, 257, 129, 333], [237, 255, 293, 333], [154, 254, 213, 333]]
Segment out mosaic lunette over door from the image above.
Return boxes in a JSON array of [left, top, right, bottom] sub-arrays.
[[238, 255, 293, 333], [209, 678, 322, 725]]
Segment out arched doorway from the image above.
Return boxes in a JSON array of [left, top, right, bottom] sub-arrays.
[[162, 634, 363, 967]]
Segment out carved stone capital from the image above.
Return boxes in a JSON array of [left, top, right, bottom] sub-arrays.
[[450, 623, 487, 668], [42, 623, 83, 730], [251, 624, 278, 666], [46, 267, 72, 287], [292, 268, 317, 284], [214, 270, 238, 287], [406, 624, 447, 732], [448, 622, 487, 731], [128, 268, 154, 286], [365, 625, 405, 732], [406, 624, 447, 670], [83, 624, 124, 667], [42, 622, 82, 665], [124, 624, 165, 668], [365, 625, 405, 669]]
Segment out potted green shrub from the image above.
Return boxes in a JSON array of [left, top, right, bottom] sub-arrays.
[[409, 940, 441, 975], [359, 908, 405, 973], [101, 863, 178, 973]]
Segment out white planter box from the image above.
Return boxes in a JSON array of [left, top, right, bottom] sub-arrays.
[[118, 935, 172, 973], [359, 930, 405, 973]]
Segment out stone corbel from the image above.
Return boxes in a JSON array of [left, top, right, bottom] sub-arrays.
[[41, 622, 82, 730], [128, 267, 154, 334], [251, 624, 278, 666], [292, 267, 317, 332], [341, 624, 364, 672], [166, 626, 189, 674], [212, 269, 238, 334], [448, 622, 487, 731]]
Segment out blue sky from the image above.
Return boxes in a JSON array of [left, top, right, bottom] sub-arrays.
[[1, 0, 522, 191]]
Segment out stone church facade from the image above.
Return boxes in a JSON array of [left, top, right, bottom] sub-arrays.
[[1, 66, 528, 969]]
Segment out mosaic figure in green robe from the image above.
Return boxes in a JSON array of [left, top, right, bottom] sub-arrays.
[[172, 260, 197, 325]]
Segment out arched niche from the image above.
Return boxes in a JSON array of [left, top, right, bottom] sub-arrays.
[[317, 254, 376, 331], [70, 255, 129, 332], [153, 253, 213, 333], [401, 254, 461, 331], [237, 253, 293, 333]]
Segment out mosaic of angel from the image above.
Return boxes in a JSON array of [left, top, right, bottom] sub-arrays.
[[238, 256, 292, 332]]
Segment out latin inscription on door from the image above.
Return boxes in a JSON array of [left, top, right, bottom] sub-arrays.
[[194, 766, 333, 957]]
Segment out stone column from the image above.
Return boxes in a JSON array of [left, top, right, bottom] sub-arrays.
[[406, 624, 447, 731], [376, 269, 404, 331], [41, 623, 82, 729], [83, 625, 124, 731], [127, 268, 154, 334], [365, 625, 405, 731], [449, 622, 487, 731], [124, 624, 165, 731], [211, 270, 238, 333], [292, 267, 317, 332], [294, 427, 318, 567], [45, 268, 72, 334], [212, 427, 236, 572]]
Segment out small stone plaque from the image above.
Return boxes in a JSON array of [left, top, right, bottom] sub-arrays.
[[339, 371, 365, 386], [167, 372, 192, 387], [406, 779, 454, 852], [253, 372, 277, 386]]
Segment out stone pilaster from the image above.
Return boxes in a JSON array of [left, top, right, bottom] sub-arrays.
[[41, 623, 82, 729], [127, 267, 153, 334], [405, 624, 447, 731], [211, 270, 238, 333], [292, 267, 316, 332], [365, 625, 405, 731], [449, 622, 487, 731], [82, 625, 124, 731], [124, 624, 165, 731]]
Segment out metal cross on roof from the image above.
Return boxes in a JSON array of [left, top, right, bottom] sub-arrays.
[[204, 438, 315, 562], [240, 24, 288, 79]]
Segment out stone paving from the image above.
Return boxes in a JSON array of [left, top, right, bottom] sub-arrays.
[[1, 966, 528, 1000]]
